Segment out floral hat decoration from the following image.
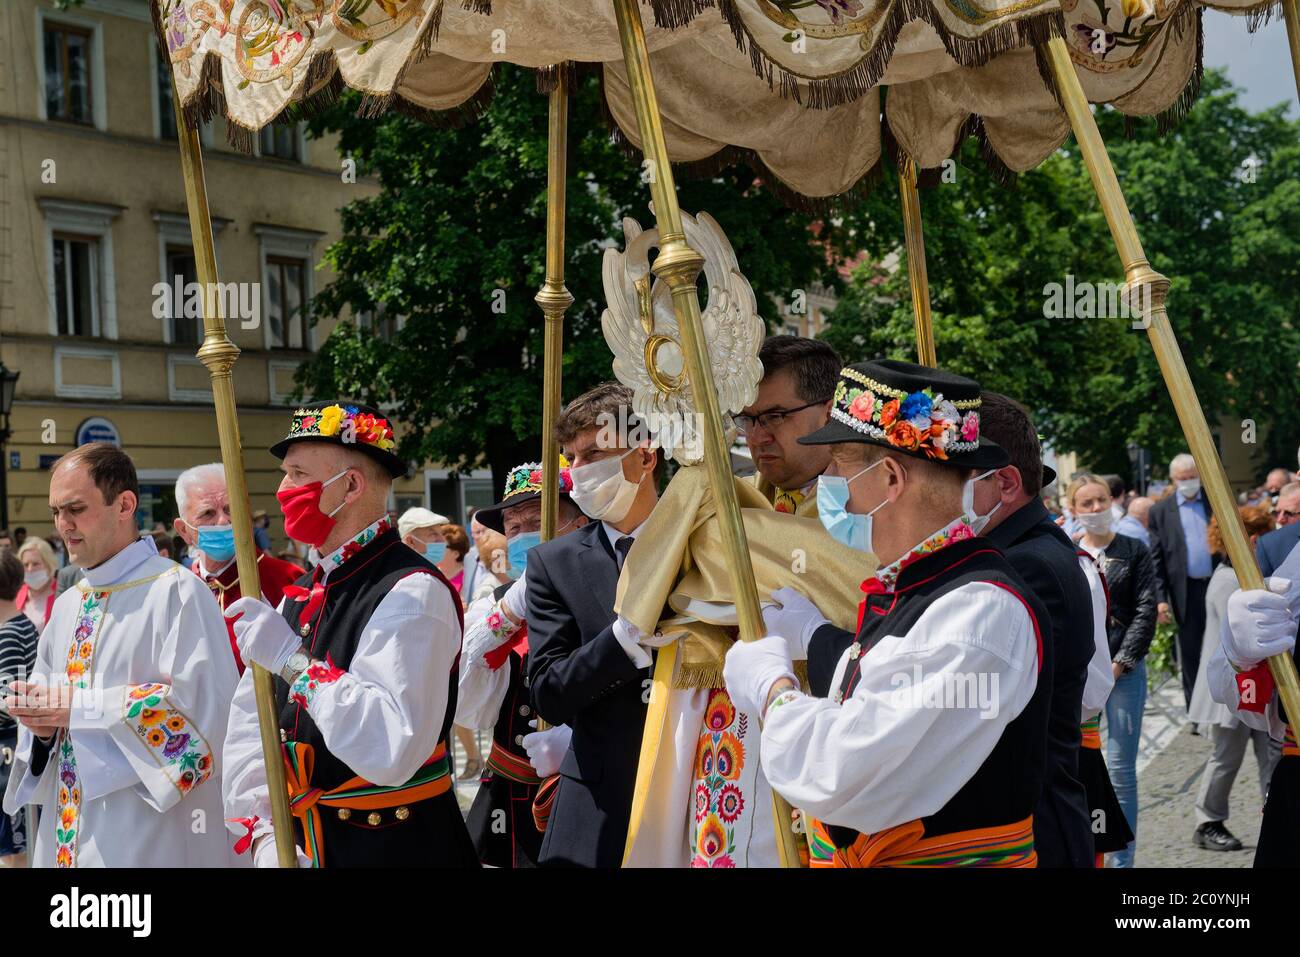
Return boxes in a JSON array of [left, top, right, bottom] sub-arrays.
[[475, 458, 575, 534], [797, 359, 1009, 471], [270, 400, 406, 478]]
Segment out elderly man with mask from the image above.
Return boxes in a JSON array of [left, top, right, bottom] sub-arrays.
[[172, 463, 304, 675], [724, 360, 1054, 868], [1149, 452, 1219, 707], [222, 401, 477, 868]]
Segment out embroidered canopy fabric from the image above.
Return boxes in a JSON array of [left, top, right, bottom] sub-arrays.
[[154, 0, 1279, 203]]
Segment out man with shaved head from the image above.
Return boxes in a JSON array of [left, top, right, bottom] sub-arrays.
[[222, 402, 477, 868]]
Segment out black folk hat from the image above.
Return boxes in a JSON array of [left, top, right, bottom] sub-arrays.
[[798, 359, 1009, 471], [269, 401, 406, 478], [475, 460, 576, 534]]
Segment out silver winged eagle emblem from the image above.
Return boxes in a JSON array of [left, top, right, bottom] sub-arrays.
[[600, 209, 764, 465]]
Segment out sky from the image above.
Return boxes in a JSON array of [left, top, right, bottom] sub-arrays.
[[1201, 10, 1298, 116]]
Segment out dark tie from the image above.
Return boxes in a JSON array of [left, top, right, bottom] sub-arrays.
[[615, 535, 633, 571]]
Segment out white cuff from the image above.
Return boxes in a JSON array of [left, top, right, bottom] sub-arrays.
[[613, 617, 653, 669]]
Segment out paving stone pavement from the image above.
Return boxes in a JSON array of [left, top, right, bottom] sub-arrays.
[[1128, 678, 1269, 868]]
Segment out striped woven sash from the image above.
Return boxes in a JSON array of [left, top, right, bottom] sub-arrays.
[[808, 815, 1037, 868], [283, 741, 452, 867], [1284, 725, 1298, 758], [1080, 714, 1102, 750], [487, 741, 543, 785]]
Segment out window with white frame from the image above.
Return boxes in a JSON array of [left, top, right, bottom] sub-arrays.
[[39, 198, 121, 340], [266, 255, 308, 350], [156, 50, 179, 141], [259, 124, 303, 162], [166, 245, 200, 344], [43, 22, 94, 125], [256, 224, 322, 351], [52, 233, 100, 336]]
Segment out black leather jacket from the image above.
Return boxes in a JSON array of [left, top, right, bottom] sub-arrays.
[[1091, 532, 1159, 669]]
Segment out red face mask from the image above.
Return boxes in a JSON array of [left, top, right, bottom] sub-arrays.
[[277, 469, 349, 547]]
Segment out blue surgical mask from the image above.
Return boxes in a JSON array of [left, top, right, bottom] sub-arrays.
[[424, 541, 447, 563], [506, 531, 542, 578], [195, 523, 236, 563], [817, 459, 888, 553]]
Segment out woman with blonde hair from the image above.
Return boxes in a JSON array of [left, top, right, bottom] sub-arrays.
[[15, 537, 59, 634], [1068, 472, 1158, 867]]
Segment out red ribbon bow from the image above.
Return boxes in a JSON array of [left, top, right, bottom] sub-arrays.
[[484, 626, 529, 671], [1235, 662, 1274, 715], [856, 577, 889, 631], [228, 815, 260, 855], [283, 582, 326, 630]]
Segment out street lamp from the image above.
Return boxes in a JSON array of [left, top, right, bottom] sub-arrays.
[[0, 362, 20, 532]]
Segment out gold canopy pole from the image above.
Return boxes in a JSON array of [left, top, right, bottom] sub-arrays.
[[536, 66, 574, 544], [1042, 37, 1300, 722], [1283, 0, 1300, 105], [172, 93, 297, 868], [898, 157, 936, 366], [612, 0, 802, 868]]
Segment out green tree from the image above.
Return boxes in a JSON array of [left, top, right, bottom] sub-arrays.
[[298, 66, 840, 492], [823, 70, 1300, 483]]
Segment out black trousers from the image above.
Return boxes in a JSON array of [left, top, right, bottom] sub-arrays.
[[1176, 577, 1211, 709]]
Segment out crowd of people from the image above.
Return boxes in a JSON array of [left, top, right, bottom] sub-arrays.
[[0, 335, 1295, 870]]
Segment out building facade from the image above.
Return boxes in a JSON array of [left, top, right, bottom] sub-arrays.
[[0, 0, 485, 553]]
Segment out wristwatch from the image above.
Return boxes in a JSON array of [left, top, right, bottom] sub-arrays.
[[279, 648, 312, 686]]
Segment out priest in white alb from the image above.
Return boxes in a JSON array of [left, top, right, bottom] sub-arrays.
[[1, 443, 241, 867]]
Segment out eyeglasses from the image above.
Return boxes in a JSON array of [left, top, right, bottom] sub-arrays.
[[734, 398, 832, 434], [1278, 509, 1300, 523]]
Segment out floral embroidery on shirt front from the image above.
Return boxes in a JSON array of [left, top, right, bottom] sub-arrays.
[[872, 517, 975, 593], [690, 688, 748, 868], [315, 517, 392, 576], [124, 682, 214, 795], [54, 587, 109, 868]]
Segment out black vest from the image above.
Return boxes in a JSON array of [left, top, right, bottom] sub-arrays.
[[813, 537, 1053, 847], [465, 581, 544, 868], [275, 527, 464, 790]]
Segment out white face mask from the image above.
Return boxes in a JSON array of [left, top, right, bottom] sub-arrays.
[[1176, 478, 1201, 500], [1077, 510, 1115, 535], [569, 448, 644, 524], [24, 568, 50, 591], [962, 469, 1000, 535]]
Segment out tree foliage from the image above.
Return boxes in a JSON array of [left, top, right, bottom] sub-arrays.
[[298, 66, 838, 491], [822, 70, 1300, 481]]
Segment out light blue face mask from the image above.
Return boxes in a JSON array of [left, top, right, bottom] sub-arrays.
[[424, 541, 447, 564], [816, 459, 888, 553], [191, 522, 236, 563], [506, 531, 542, 578]]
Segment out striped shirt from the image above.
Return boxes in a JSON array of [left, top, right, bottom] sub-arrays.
[[0, 613, 40, 734]]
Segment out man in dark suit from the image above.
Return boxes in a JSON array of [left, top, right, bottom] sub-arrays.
[[526, 383, 662, 868], [1148, 453, 1218, 707], [972, 392, 1095, 868]]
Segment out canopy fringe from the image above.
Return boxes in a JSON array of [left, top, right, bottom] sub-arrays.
[[714, 0, 1066, 111]]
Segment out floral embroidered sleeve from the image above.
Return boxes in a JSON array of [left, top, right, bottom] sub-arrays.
[[289, 659, 346, 710], [65, 571, 240, 815]]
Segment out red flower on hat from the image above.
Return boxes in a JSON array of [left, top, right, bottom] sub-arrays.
[[848, 392, 874, 422], [888, 421, 923, 451], [301, 416, 317, 430], [878, 399, 900, 428], [529, 470, 543, 485]]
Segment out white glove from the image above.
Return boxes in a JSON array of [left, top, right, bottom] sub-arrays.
[[227, 596, 301, 674], [762, 587, 830, 659], [522, 721, 572, 778], [723, 634, 797, 719], [252, 833, 312, 869], [501, 573, 529, 619], [463, 598, 524, 666], [1270, 575, 1300, 621], [1223, 579, 1298, 668]]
